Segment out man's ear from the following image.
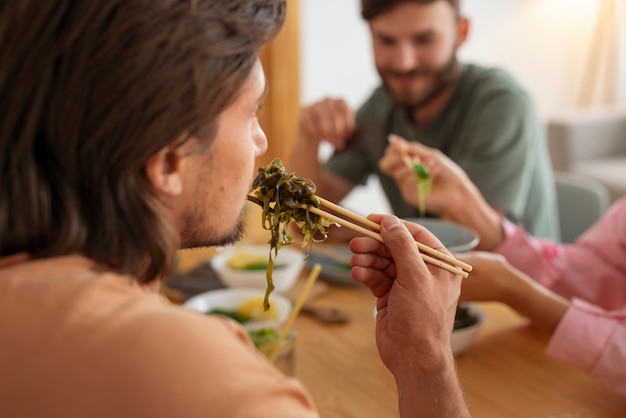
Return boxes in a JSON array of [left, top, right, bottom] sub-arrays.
[[457, 17, 470, 47], [145, 145, 184, 196]]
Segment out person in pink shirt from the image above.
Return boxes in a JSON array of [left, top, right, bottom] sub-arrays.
[[380, 135, 626, 397], [0, 1, 472, 417]]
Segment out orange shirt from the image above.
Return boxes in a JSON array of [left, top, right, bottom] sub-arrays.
[[0, 255, 318, 417]]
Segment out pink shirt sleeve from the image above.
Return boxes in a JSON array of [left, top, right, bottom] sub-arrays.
[[546, 298, 626, 397], [494, 198, 626, 397], [496, 197, 626, 310]]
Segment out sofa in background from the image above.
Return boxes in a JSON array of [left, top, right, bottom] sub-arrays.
[[546, 107, 626, 203]]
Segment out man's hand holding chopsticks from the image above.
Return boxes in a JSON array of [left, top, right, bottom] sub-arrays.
[[349, 214, 470, 417]]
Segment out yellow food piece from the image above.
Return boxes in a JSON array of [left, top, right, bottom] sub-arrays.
[[238, 296, 279, 321], [227, 252, 268, 270]]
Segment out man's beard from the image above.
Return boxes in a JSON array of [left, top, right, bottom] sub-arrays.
[[179, 206, 247, 250], [379, 54, 460, 112]]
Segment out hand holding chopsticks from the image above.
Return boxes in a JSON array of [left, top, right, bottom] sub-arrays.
[[247, 157, 471, 279], [308, 197, 472, 278]]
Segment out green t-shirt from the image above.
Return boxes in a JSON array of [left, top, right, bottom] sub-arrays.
[[325, 64, 560, 240]]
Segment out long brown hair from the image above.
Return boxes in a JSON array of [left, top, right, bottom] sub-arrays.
[[0, 0, 286, 282]]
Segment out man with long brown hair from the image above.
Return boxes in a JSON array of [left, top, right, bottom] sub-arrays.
[[0, 1, 471, 416]]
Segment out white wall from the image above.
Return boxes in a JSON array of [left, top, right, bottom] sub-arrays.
[[298, 0, 603, 214], [300, 0, 600, 115], [457, 0, 601, 115]]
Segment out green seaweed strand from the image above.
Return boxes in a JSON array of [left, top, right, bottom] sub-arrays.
[[247, 158, 335, 310], [412, 162, 432, 217]]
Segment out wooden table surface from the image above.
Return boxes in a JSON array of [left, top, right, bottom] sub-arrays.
[[293, 281, 626, 418]]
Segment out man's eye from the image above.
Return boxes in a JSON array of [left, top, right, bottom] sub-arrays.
[[414, 34, 435, 46], [374, 33, 396, 47]]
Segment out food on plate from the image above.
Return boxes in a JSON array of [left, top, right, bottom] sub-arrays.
[[248, 328, 280, 351], [237, 296, 279, 321], [206, 308, 249, 323], [248, 158, 335, 309], [205, 296, 288, 354], [248, 327, 297, 368], [227, 252, 286, 270], [206, 295, 279, 323]]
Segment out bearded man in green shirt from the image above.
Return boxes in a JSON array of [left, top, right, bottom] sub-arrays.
[[290, 0, 560, 240]]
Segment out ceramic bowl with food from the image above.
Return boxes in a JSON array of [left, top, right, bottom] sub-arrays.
[[184, 288, 297, 374], [211, 245, 305, 293], [451, 302, 486, 355], [402, 218, 479, 253], [184, 288, 293, 326]]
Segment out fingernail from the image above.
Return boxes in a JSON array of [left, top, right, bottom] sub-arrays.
[[387, 134, 403, 144], [381, 216, 402, 231]]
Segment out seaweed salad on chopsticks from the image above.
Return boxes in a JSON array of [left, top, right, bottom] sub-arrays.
[[411, 159, 432, 218], [248, 158, 335, 309]]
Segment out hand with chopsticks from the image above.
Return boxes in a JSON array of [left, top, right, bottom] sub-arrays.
[[380, 135, 504, 251], [350, 214, 471, 417], [380, 134, 437, 215], [309, 196, 471, 278], [249, 158, 471, 278]]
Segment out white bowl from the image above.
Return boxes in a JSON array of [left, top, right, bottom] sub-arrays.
[[402, 218, 479, 253], [451, 302, 486, 355], [183, 288, 293, 327], [211, 245, 305, 293]]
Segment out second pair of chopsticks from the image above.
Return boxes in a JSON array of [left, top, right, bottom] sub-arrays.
[[308, 197, 472, 278]]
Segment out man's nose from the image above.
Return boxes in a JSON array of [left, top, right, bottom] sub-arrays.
[[254, 129, 268, 157], [392, 43, 418, 72]]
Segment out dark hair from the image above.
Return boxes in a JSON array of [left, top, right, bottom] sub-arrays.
[[361, 0, 460, 20], [0, 0, 286, 282]]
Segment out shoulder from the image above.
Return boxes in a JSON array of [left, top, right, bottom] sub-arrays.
[[0, 258, 317, 417], [455, 64, 539, 130], [96, 305, 317, 417], [461, 64, 525, 93], [459, 64, 534, 109]]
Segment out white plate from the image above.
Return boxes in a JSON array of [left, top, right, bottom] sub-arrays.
[[184, 288, 292, 325], [210, 245, 305, 293], [403, 218, 479, 253]]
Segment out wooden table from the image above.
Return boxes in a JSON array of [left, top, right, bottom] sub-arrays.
[[293, 282, 626, 418]]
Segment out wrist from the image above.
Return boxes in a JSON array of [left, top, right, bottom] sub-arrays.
[[393, 348, 471, 417], [441, 185, 503, 251], [500, 268, 569, 334], [498, 266, 530, 308]]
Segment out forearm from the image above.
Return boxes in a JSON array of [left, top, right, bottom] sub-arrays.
[[394, 350, 471, 418], [501, 267, 569, 335], [438, 181, 504, 251], [287, 133, 323, 182]]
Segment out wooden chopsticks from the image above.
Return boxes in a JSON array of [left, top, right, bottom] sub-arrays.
[[388, 133, 426, 175], [310, 197, 472, 278]]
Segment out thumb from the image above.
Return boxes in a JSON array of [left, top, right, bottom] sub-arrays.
[[379, 216, 424, 276]]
